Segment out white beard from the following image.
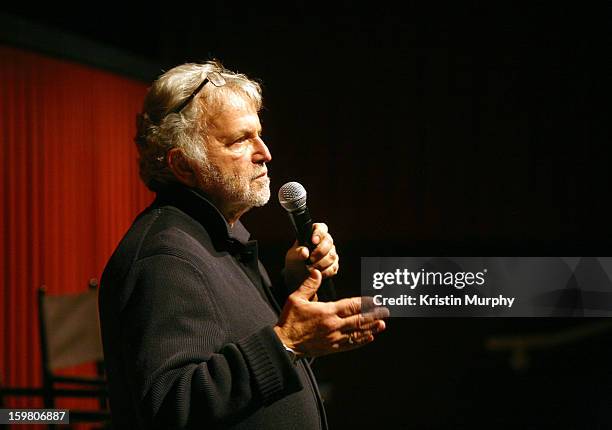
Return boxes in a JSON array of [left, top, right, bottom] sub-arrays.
[[196, 159, 270, 211]]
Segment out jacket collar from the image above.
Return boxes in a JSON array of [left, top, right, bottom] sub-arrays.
[[153, 184, 254, 255]]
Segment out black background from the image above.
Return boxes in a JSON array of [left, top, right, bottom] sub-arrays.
[[2, 2, 612, 428]]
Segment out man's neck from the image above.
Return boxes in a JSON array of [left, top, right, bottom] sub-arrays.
[[212, 199, 251, 228]]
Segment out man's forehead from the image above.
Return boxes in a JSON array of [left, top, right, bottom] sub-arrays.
[[209, 105, 259, 124], [206, 103, 261, 139], [209, 92, 257, 115]]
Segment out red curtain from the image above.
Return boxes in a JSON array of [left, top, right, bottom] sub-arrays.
[[0, 45, 153, 411]]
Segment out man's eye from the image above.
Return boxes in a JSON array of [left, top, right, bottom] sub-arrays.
[[228, 139, 248, 153]]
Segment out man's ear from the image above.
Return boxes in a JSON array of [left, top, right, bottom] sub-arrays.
[[167, 148, 197, 187]]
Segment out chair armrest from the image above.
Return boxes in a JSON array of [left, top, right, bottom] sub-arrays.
[[51, 387, 108, 398], [51, 375, 107, 386], [1, 386, 45, 397]]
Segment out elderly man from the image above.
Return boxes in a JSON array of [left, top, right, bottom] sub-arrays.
[[99, 61, 388, 429]]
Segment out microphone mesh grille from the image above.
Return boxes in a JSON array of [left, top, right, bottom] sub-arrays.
[[278, 182, 307, 211]]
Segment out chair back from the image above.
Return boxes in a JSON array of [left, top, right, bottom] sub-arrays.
[[38, 286, 104, 371]]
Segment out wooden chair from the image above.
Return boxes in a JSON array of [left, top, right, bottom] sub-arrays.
[[37, 279, 111, 427]]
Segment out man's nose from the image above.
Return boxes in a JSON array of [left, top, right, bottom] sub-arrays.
[[252, 136, 272, 163]]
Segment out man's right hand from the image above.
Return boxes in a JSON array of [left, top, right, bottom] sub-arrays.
[[273, 269, 389, 357]]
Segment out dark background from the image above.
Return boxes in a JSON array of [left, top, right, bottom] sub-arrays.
[[2, 2, 612, 428]]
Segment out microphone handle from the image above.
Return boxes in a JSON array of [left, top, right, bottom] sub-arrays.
[[289, 206, 337, 302]]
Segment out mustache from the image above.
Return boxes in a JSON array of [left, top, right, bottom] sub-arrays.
[[251, 167, 268, 180]]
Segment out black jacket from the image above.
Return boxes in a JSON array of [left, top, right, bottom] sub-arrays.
[[99, 185, 327, 429]]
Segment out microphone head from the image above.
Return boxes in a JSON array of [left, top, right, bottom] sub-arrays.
[[278, 181, 307, 212]]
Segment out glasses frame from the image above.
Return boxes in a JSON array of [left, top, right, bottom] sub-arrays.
[[166, 71, 226, 116]]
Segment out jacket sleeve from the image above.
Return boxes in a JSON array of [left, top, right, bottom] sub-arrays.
[[119, 253, 303, 429]]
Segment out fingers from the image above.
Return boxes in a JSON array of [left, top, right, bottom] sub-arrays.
[[319, 260, 339, 278], [288, 240, 310, 261], [338, 306, 390, 331], [311, 246, 338, 274], [334, 327, 378, 351], [279, 291, 388, 357], [309, 234, 334, 263], [334, 296, 384, 317], [296, 246, 310, 261], [321, 316, 386, 353], [310, 223, 328, 245], [292, 268, 322, 301], [343, 330, 376, 348], [307, 223, 340, 277], [334, 297, 363, 317], [332, 297, 389, 350]]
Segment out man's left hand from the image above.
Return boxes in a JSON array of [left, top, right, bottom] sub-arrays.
[[284, 223, 339, 292]]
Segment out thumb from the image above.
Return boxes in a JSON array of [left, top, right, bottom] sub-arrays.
[[293, 268, 322, 301]]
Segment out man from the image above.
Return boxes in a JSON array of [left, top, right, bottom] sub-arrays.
[[99, 61, 388, 429]]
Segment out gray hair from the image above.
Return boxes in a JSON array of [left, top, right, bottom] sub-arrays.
[[135, 60, 263, 191]]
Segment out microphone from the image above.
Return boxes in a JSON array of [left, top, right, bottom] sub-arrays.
[[278, 182, 336, 301]]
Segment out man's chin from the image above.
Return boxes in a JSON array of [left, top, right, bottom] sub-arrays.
[[250, 181, 271, 207], [251, 191, 271, 207]]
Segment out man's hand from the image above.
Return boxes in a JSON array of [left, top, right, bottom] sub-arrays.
[[274, 269, 389, 357], [284, 223, 339, 292]]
